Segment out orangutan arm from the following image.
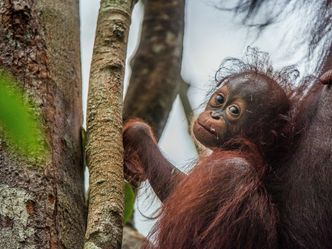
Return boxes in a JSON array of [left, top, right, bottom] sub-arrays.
[[123, 119, 186, 202]]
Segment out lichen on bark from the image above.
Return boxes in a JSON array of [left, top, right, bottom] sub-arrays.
[[0, 184, 35, 249]]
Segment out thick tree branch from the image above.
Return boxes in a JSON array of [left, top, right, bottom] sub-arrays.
[[85, 1, 134, 248]]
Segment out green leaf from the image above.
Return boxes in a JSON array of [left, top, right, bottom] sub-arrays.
[[124, 182, 135, 223], [0, 71, 46, 159]]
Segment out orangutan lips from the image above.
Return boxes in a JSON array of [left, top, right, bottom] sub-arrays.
[[197, 121, 217, 136]]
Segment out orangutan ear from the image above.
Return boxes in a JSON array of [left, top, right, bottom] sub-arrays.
[[319, 70, 332, 86]]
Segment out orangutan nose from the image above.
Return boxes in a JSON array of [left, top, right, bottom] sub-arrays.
[[210, 111, 221, 120]]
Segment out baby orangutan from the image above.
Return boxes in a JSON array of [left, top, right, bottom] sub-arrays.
[[123, 65, 297, 249]]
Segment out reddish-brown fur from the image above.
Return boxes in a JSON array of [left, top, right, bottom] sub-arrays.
[[143, 147, 278, 249], [123, 52, 332, 249], [124, 76, 295, 249]]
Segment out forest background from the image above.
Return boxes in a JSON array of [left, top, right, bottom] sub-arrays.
[[0, 0, 328, 248]]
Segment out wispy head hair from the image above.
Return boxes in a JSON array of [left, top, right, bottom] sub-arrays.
[[214, 47, 314, 100], [215, 47, 298, 90]]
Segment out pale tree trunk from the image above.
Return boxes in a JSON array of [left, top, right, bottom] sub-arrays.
[[85, 1, 135, 249], [320, 43, 332, 74], [124, 0, 186, 139], [0, 0, 85, 248]]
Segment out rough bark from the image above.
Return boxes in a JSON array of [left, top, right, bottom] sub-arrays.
[[85, 1, 135, 248], [0, 0, 85, 248], [123, 0, 185, 139]]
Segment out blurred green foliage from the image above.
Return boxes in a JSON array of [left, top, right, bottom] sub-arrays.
[[0, 71, 46, 159], [124, 182, 135, 223]]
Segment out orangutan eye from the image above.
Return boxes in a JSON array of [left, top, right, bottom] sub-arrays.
[[215, 94, 225, 105], [228, 105, 240, 116]]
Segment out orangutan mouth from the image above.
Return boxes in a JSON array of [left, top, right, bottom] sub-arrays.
[[197, 121, 217, 136]]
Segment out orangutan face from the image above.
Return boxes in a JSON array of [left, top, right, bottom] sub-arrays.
[[193, 73, 274, 148]]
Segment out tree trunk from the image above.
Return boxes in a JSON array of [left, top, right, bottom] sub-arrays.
[[85, 1, 135, 248], [123, 0, 185, 139], [0, 0, 85, 248], [320, 42, 332, 74]]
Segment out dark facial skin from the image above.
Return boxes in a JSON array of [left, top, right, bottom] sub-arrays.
[[193, 73, 278, 148]]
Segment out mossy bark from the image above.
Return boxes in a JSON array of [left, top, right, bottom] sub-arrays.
[[0, 0, 85, 248], [85, 1, 135, 249]]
